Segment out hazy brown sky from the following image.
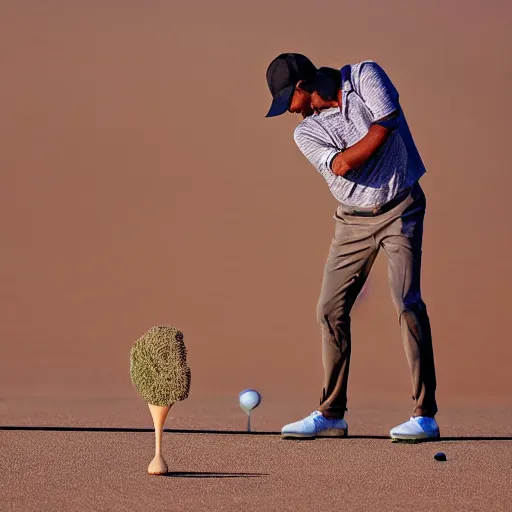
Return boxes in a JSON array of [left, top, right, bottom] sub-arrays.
[[1, 0, 511, 418]]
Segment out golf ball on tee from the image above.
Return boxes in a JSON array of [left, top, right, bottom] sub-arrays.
[[239, 389, 261, 413]]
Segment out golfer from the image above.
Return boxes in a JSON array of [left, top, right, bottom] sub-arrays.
[[265, 54, 439, 442]]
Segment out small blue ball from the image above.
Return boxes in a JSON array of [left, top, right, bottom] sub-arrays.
[[434, 452, 446, 461]]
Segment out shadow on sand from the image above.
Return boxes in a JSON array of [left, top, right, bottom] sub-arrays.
[[164, 471, 267, 478], [1, 426, 512, 441]]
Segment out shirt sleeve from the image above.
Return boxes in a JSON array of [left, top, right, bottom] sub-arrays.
[[357, 61, 399, 122], [293, 123, 340, 174]]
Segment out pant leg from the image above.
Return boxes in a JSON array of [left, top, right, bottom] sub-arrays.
[[379, 185, 438, 417], [316, 210, 379, 419]]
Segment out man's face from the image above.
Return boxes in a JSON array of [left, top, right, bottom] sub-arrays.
[[288, 82, 314, 117]]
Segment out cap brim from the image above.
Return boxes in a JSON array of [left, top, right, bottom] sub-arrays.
[[265, 84, 295, 118]]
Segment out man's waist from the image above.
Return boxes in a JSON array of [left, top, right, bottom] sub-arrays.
[[339, 186, 413, 217]]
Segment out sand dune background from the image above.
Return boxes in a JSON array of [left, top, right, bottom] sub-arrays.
[[1, 0, 511, 429]]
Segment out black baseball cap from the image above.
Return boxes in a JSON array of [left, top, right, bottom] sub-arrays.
[[265, 53, 317, 118]]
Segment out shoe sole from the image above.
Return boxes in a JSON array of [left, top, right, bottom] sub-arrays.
[[391, 432, 440, 444], [281, 428, 348, 440]]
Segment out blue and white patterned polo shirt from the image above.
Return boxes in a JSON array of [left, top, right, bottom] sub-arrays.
[[293, 61, 426, 208]]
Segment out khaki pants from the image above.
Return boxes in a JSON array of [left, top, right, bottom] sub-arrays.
[[316, 182, 438, 419]]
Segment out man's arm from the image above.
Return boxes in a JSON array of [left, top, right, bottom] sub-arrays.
[[294, 114, 394, 178], [331, 113, 397, 176], [293, 124, 339, 175], [331, 62, 400, 176]]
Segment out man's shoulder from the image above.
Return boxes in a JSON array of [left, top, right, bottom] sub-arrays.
[[348, 60, 395, 99], [351, 59, 375, 68], [350, 60, 385, 80]]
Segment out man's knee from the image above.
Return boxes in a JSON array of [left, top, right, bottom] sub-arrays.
[[316, 299, 349, 330]]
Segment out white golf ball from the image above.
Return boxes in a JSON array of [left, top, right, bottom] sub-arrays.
[[239, 389, 261, 413]]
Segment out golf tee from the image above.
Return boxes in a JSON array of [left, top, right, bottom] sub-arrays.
[[147, 403, 171, 475]]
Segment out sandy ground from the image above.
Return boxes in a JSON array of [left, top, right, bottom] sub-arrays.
[[2, 399, 512, 511], [3, 426, 512, 512]]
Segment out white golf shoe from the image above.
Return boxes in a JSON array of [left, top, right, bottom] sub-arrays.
[[281, 411, 348, 439], [390, 416, 440, 442]]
